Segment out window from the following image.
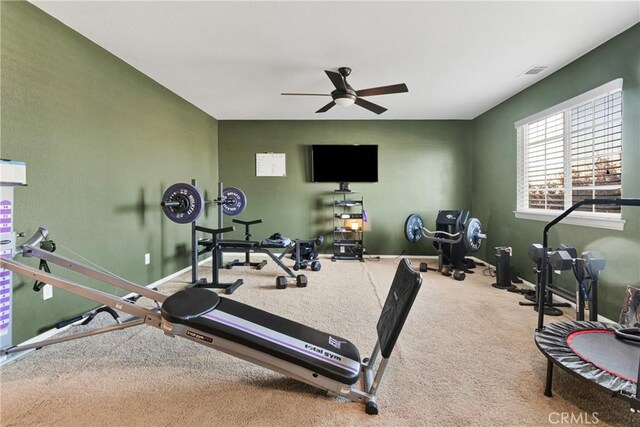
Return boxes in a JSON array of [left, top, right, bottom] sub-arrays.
[[515, 79, 624, 230]]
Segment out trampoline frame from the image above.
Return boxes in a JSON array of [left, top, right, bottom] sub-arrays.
[[533, 198, 640, 412], [535, 321, 639, 410]]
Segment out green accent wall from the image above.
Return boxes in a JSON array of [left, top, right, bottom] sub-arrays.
[[1, 1, 637, 345], [218, 121, 473, 256], [1, 2, 218, 343], [472, 24, 640, 321]]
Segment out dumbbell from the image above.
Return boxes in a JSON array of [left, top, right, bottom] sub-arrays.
[[528, 243, 545, 263], [582, 251, 606, 280], [276, 275, 308, 289], [549, 250, 575, 271]]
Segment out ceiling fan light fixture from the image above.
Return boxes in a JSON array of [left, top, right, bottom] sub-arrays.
[[334, 95, 356, 107]]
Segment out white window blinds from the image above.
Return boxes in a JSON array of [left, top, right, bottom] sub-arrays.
[[516, 80, 623, 218], [570, 91, 622, 213]]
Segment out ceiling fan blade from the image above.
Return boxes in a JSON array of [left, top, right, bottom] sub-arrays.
[[325, 70, 347, 92], [356, 83, 408, 97], [281, 93, 331, 96], [316, 101, 336, 113], [354, 98, 387, 115]]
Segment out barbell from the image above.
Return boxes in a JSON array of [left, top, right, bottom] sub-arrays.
[[404, 213, 486, 254], [161, 182, 247, 224]]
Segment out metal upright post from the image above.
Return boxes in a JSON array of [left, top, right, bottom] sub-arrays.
[[590, 274, 598, 321], [217, 182, 224, 269], [191, 178, 198, 284]]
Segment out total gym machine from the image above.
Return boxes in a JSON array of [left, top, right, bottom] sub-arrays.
[[404, 210, 486, 281], [2, 227, 423, 415]]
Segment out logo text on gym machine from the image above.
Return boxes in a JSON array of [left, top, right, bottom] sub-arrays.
[[186, 330, 213, 343], [305, 343, 343, 361], [328, 336, 347, 349]]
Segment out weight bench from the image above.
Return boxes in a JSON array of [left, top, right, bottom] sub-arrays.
[[196, 228, 298, 282], [224, 219, 268, 270], [2, 227, 423, 414]]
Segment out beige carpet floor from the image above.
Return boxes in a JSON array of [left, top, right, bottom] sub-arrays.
[[0, 255, 637, 426]]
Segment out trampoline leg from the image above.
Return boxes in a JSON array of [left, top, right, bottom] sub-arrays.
[[544, 360, 553, 397]]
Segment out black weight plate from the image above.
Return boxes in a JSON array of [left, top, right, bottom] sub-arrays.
[[162, 183, 204, 224], [404, 214, 424, 243], [464, 217, 484, 253], [222, 187, 247, 216]]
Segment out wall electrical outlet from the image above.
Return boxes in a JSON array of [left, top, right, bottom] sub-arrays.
[[145, 253, 151, 265], [43, 284, 53, 300]]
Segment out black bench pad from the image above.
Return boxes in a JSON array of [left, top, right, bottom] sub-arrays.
[[198, 239, 290, 250], [161, 289, 361, 385], [198, 239, 259, 249]]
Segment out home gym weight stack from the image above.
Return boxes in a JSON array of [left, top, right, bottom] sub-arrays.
[[0, 160, 27, 358]]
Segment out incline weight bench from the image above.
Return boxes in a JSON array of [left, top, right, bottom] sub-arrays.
[[2, 227, 422, 414], [195, 226, 308, 291]]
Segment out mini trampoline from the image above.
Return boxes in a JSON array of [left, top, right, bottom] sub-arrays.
[[535, 321, 639, 409], [532, 198, 640, 412]]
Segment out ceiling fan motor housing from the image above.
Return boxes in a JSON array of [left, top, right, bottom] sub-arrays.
[[338, 67, 352, 77]]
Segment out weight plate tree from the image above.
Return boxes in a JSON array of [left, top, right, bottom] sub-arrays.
[[161, 183, 205, 224]]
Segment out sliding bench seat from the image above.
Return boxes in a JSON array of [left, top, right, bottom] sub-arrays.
[[161, 288, 361, 385]]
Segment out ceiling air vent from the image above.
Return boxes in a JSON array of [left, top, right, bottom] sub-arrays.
[[523, 66, 548, 75]]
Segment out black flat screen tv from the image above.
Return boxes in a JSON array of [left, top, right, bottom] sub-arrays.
[[311, 145, 378, 186]]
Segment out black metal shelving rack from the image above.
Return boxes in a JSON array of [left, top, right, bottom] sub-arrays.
[[332, 192, 364, 261]]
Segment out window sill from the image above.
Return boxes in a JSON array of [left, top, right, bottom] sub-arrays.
[[513, 210, 625, 231]]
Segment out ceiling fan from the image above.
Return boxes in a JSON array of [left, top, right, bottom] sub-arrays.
[[281, 67, 408, 115]]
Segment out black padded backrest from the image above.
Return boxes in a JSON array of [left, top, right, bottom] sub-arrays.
[[376, 258, 422, 358]]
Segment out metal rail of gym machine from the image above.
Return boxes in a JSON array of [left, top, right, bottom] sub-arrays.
[[2, 227, 423, 415]]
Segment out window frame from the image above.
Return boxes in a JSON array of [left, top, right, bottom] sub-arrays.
[[514, 79, 625, 231]]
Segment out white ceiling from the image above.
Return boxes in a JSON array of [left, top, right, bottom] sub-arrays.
[[32, 1, 639, 120]]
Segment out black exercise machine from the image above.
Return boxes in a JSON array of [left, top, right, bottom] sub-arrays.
[[548, 248, 605, 321], [520, 244, 572, 316], [198, 227, 309, 290], [404, 210, 486, 281], [1, 227, 423, 415], [291, 236, 324, 272]]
